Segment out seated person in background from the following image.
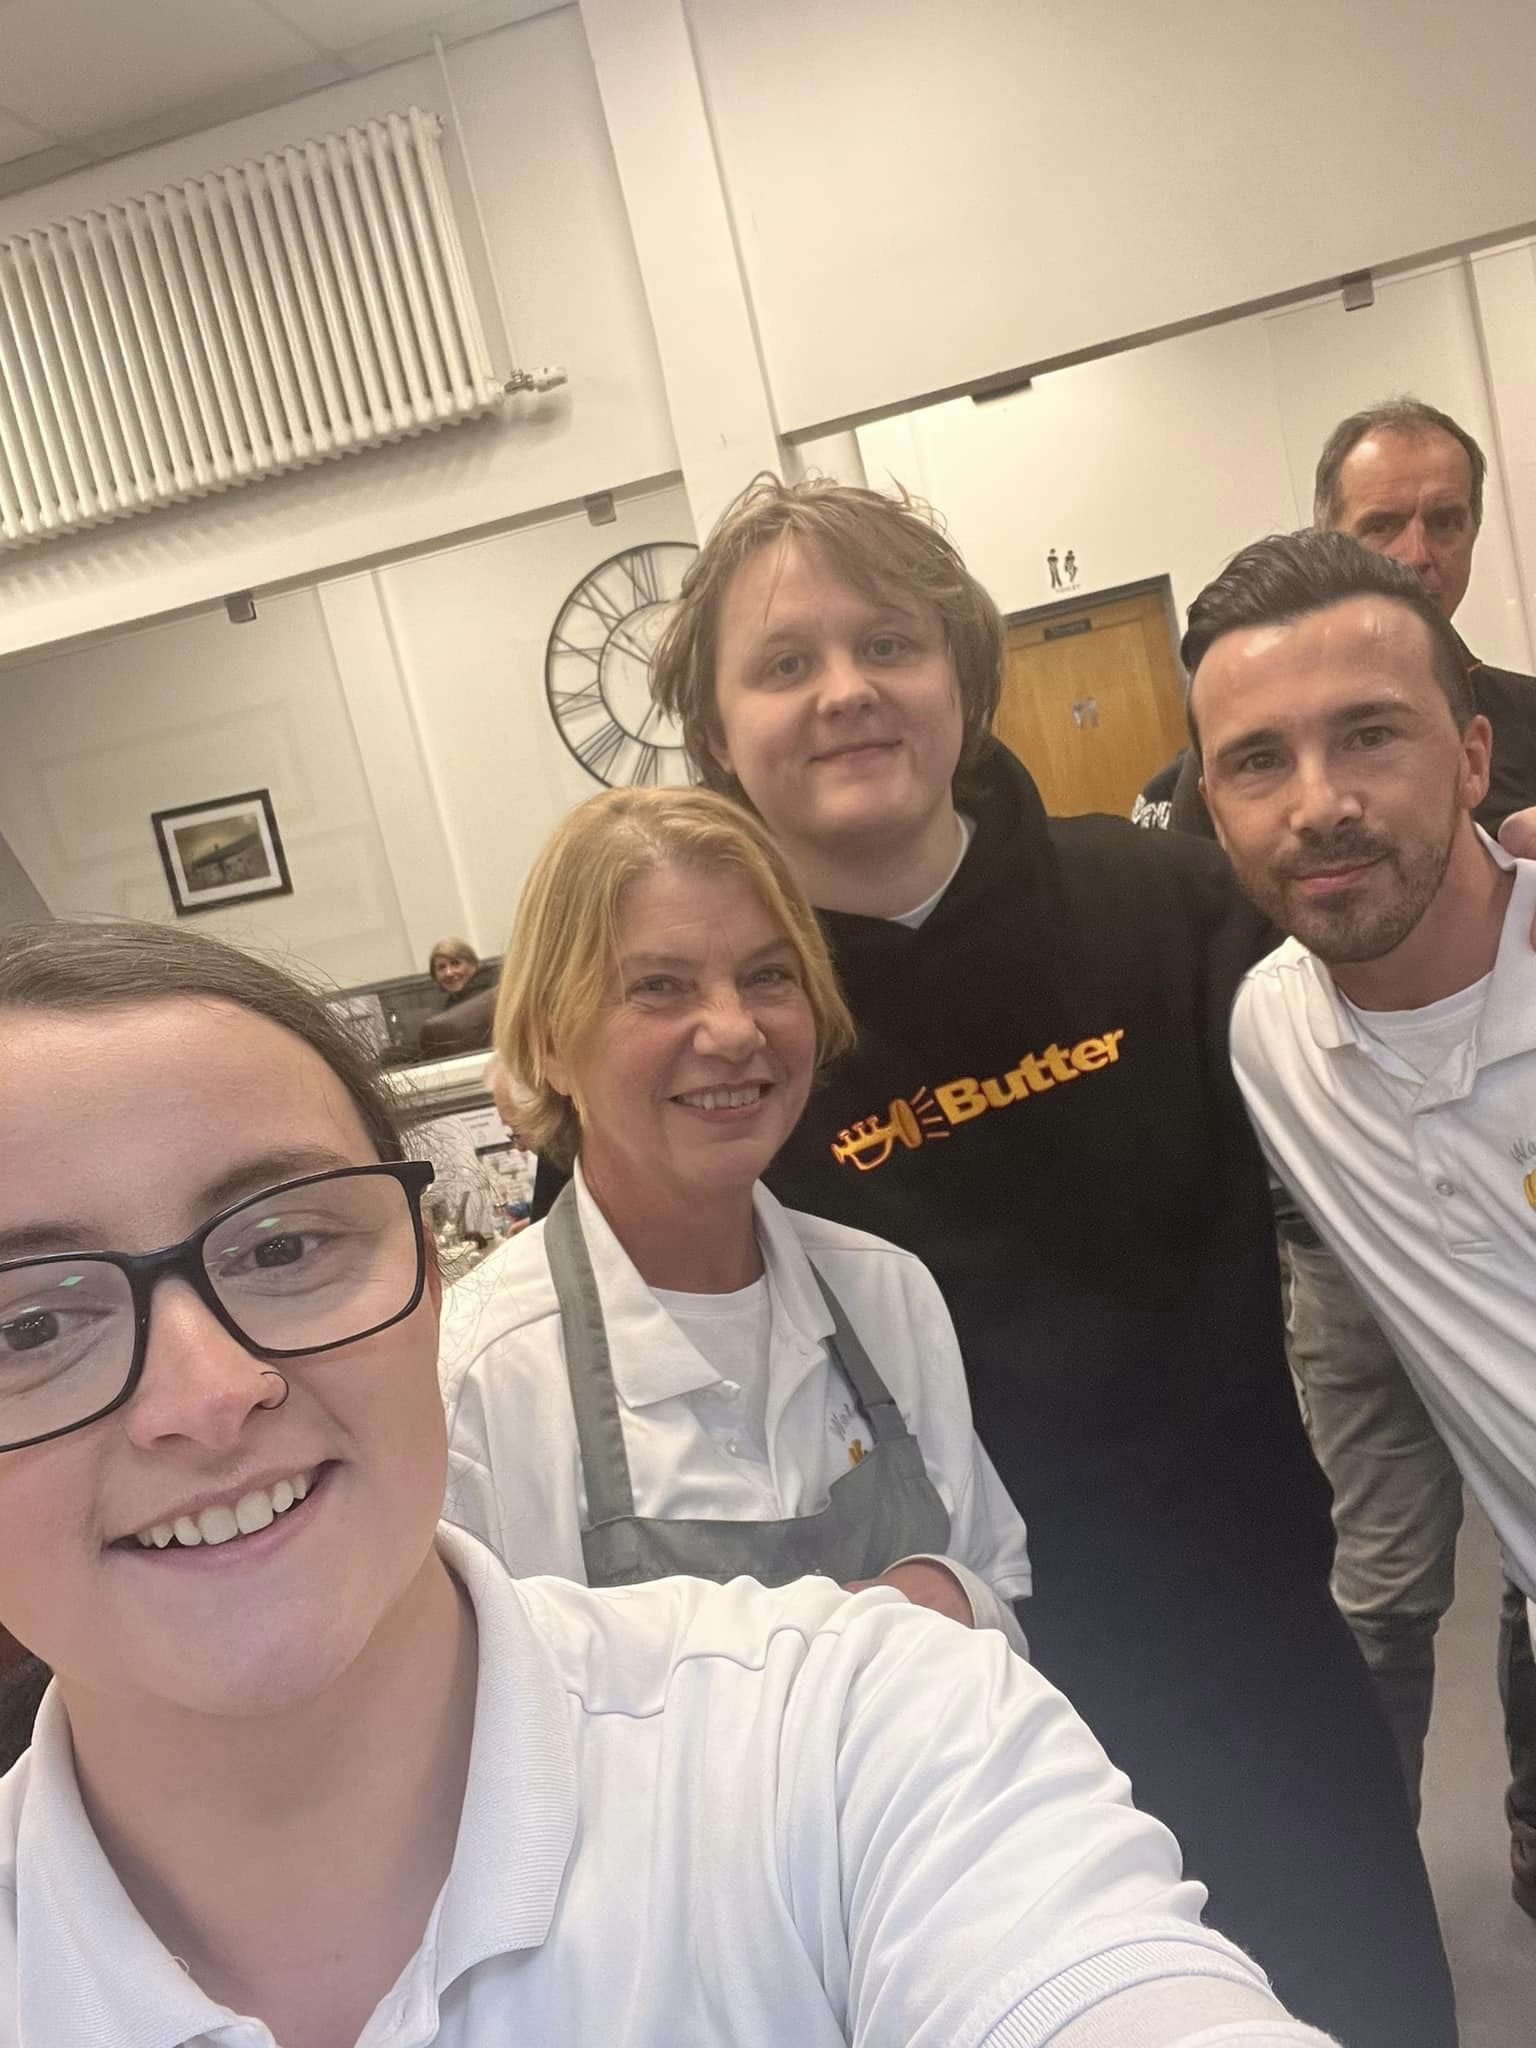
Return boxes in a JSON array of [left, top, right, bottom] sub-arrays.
[[429, 937, 495, 1005], [0, 917, 1337, 2048], [419, 937, 498, 1058], [1189, 527, 1536, 1667], [441, 787, 1032, 1644]]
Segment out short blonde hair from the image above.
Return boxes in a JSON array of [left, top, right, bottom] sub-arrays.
[[496, 787, 855, 1169], [650, 472, 1004, 796], [428, 936, 478, 975]]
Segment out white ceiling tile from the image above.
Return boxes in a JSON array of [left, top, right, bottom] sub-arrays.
[[0, 0, 324, 139], [267, 0, 562, 63], [84, 56, 349, 165], [263, 0, 462, 48]]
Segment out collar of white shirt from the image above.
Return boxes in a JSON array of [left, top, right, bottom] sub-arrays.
[[1294, 831, 1536, 1098], [8, 1526, 577, 2048], [570, 1160, 836, 1412]]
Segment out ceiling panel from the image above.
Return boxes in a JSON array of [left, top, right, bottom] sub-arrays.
[[0, 0, 568, 204], [0, 0, 323, 138], [84, 56, 350, 165], [265, 0, 564, 61], [0, 107, 53, 164], [263, 0, 470, 49]]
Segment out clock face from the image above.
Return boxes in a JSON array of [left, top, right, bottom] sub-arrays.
[[545, 542, 700, 788]]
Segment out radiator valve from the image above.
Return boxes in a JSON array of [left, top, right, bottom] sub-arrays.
[[503, 365, 568, 394]]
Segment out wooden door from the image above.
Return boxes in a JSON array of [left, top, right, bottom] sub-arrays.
[[995, 584, 1188, 816]]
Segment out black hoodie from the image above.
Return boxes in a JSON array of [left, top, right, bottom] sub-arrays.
[[765, 741, 1335, 1631]]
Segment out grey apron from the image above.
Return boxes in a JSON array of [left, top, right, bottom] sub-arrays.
[[545, 1183, 952, 1589]]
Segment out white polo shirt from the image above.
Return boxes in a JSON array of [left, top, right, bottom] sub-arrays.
[[0, 1528, 1332, 2048], [1231, 836, 1536, 1592], [438, 1166, 1033, 1638]]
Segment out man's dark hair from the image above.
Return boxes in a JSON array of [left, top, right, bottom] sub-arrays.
[[1181, 529, 1474, 756], [1313, 397, 1486, 531]]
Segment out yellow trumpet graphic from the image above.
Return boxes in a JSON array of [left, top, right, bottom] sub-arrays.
[[831, 1090, 948, 1172]]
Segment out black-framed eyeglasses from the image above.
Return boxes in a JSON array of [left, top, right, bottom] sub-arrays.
[[0, 1161, 436, 1455]]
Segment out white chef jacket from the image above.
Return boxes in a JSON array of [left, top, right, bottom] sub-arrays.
[[438, 1165, 1033, 1640], [1231, 835, 1536, 1592], [0, 1527, 1334, 2048]]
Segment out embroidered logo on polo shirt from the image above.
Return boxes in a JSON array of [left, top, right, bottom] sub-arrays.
[[830, 1030, 1127, 1172], [1513, 1138, 1536, 1210], [829, 1395, 867, 1466]]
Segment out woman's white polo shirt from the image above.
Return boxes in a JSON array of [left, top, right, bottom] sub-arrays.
[[0, 1528, 1331, 2047]]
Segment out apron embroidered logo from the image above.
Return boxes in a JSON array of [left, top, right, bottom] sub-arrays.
[[1513, 1138, 1536, 1210], [830, 1031, 1126, 1171], [848, 1439, 867, 1467]]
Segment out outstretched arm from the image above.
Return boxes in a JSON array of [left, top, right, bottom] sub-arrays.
[[777, 1591, 1338, 2048]]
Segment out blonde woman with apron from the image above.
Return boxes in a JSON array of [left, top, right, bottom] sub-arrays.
[[440, 788, 1031, 1642]]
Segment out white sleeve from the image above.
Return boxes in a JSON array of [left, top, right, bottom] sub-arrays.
[[438, 1323, 592, 1584], [776, 1593, 1326, 2048], [981, 1967, 1337, 2046], [1227, 981, 1305, 1188], [882, 1552, 1030, 1655]]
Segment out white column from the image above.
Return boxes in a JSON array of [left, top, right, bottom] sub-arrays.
[[789, 431, 869, 487], [579, 0, 784, 539], [0, 831, 47, 921], [1469, 241, 1536, 668], [317, 574, 470, 965]]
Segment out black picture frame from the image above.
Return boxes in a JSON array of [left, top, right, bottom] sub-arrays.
[[151, 788, 292, 917]]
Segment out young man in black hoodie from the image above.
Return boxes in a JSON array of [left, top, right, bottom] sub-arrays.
[[646, 474, 1455, 2048]]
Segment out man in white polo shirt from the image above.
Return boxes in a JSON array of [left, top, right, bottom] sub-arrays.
[[1184, 527, 1536, 1620]]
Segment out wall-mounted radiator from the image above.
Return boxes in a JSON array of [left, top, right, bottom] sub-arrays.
[[0, 106, 505, 546]]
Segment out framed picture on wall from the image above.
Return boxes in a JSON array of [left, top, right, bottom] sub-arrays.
[[151, 789, 292, 916]]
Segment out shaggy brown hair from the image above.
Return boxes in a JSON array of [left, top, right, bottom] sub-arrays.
[[649, 472, 1003, 798]]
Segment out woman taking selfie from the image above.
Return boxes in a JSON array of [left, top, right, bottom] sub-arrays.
[[0, 918, 1331, 2046], [439, 788, 1030, 1638]]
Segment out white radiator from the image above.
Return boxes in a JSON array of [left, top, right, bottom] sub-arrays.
[[0, 107, 504, 546]]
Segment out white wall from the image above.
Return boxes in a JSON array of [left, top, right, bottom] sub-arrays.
[[374, 478, 694, 951], [858, 256, 1536, 676], [860, 317, 1298, 630], [0, 6, 678, 659], [0, 588, 412, 983], [0, 481, 696, 982], [690, 0, 1536, 435]]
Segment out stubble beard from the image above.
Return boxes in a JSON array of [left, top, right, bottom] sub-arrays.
[[1246, 802, 1460, 966]]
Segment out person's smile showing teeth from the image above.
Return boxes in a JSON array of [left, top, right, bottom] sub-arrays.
[[120, 1463, 330, 1555], [670, 1082, 772, 1116]]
